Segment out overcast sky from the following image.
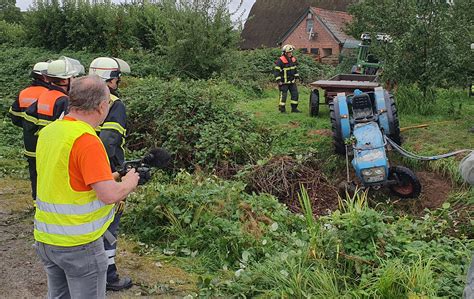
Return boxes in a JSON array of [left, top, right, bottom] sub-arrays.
[[16, 0, 256, 21]]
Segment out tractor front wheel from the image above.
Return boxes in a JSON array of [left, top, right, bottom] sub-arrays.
[[388, 166, 421, 198]]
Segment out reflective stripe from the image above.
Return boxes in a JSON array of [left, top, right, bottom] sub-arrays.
[[36, 197, 107, 215], [34, 208, 115, 236], [9, 107, 24, 117], [106, 249, 116, 258], [20, 98, 37, 106], [108, 257, 115, 265], [275, 76, 282, 81], [274, 66, 282, 71], [37, 119, 52, 127], [279, 102, 285, 106], [290, 100, 299, 104], [101, 122, 126, 135], [38, 103, 50, 112], [24, 150, 36, 158], [24, 114, 38, 124]]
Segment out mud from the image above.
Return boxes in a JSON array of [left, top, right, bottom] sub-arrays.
[[0, 177, 196, 298]]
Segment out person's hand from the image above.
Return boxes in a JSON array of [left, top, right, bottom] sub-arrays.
[[277, 81, 283, 86], [122, 168, 140, 189]]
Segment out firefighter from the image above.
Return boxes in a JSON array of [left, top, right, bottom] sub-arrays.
[[23, 57, 84, 200], [274, 44, 301, 113], [89, 57, 132, 291], [8, 62, 50, 200]]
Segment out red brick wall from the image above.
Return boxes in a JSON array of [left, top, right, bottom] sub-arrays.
[[282, 14, 341, 58]]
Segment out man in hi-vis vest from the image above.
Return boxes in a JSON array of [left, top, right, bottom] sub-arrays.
[[274, 44, 301, 113], [33, 75, 139, 299]]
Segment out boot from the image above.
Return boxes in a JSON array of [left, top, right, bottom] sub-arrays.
[[106, 275, 133, 291], [279, 105, 286, 113], [291, 104, 301, 113]]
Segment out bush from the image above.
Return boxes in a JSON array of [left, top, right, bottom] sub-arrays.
[[123, 78, 270, 171], [0, 20, 26, 46]]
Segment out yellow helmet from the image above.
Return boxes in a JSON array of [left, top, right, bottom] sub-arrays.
[[89, 57, 130, 81], [46, 56, 84, 79], [282, 44, 295, 53]]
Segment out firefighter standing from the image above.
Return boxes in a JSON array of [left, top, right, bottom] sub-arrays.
[[9, 62, 50, 200], [274, 44, 301, 113], [89, 57, 132, 291]]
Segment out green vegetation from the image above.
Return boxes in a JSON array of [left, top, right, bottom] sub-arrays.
[[0, 0, 472, 296]]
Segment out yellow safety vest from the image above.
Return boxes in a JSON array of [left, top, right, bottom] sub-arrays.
[[34, 119, 115, 246]]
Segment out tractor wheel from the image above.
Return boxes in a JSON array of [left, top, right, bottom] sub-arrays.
[[329, 102, 346, 154], [388, 166, 421, 199], [386, 94, 402, 145], [309, 89, 320, 117]]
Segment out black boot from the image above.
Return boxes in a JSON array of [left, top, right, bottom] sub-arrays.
[[279, 105, 286, 113], [106, 275, 133, 291], [291, 104, 301, 113]]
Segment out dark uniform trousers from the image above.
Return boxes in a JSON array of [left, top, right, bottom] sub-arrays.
[[279, 83, 299, 106]]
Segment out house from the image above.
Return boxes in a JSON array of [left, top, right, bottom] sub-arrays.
[[240, 0, 357, 50], [279, 7, 359, 64]]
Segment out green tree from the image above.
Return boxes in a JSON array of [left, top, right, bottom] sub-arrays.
[[0, 0, 22, 23], [348, 0, 472, 98]]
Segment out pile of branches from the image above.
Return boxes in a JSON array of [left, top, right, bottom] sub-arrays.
[[246, 156, 339, 216]]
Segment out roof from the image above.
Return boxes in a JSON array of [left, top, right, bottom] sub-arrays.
[[240, 0, 357, 49], [278, 7, 359, 47]]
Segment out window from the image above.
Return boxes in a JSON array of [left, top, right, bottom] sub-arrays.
[[300, 48, 308, 54], [306, 19, 314, 33], [310, 48, 319, 55], [322, 48, 333, 56]]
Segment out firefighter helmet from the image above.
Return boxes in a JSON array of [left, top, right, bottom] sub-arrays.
[[89, 57, 131, 81], [282, 44, 295, 53], [32, 62, 49, 75], [46, 56, 85, 79]]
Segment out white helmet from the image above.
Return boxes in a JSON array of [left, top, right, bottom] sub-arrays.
[[282, 44, 295, 53], [32, 62, 49, 75], [89, 57, 130, 81], [46, 56, 85, 79]]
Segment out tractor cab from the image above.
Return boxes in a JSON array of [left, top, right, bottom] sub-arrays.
[[351, 33, 391, 75]]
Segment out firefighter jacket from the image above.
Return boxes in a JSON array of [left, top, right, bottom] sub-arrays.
[[98, 89, 127, 172], [9, 79, 49, 127], [274, 54, 299, 84], [9, 80, 50, 158], [23, 85, 69, 158]]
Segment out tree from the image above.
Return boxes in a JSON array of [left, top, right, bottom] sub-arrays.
[[0, 0, 22, 23], [348, 0, 472, 98]]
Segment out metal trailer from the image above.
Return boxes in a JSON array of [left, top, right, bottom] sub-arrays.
[[308, 74, 379, 117]]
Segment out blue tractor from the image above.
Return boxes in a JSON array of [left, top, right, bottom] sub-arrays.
[[330, 87, 421, 198]]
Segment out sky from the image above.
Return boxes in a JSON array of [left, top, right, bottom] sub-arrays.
[[16, 0, 256, 21]]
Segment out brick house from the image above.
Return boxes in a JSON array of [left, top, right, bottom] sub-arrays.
[[278, 7, 359, 64]]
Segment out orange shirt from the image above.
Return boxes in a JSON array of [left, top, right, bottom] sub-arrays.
[[65, 116, 113, 191]]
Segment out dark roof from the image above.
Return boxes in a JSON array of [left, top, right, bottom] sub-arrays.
[[240, 0, 357, 49]]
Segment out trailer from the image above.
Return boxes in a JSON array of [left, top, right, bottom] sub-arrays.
[[309, 74, 380, 117]]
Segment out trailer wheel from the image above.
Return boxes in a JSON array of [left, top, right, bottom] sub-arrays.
[[309, 89, 320, 117], [329, 102, 346, 154], [386, 94, 402, 145], [389, 166, 421, 198]]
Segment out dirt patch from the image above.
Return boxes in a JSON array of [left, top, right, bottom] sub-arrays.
[[0, 177, 196, 298], [390, 171, 453, 214], [307, 129, 332, 137], [245, 156, 339, 216]]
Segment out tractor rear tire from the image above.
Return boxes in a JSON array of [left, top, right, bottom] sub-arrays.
[[386, 94, 402, 145], [388, 166, 421, 198], [329, 102, 346, 155], [309, 89, 320, 117]]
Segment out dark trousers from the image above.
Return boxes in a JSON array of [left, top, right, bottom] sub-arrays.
[[104, 210, 122, 282], [27, 157, 37, 201], [279, 83, 299, 106]]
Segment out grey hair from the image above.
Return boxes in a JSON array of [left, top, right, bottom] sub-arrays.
[[68, 75, 109, 111]]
